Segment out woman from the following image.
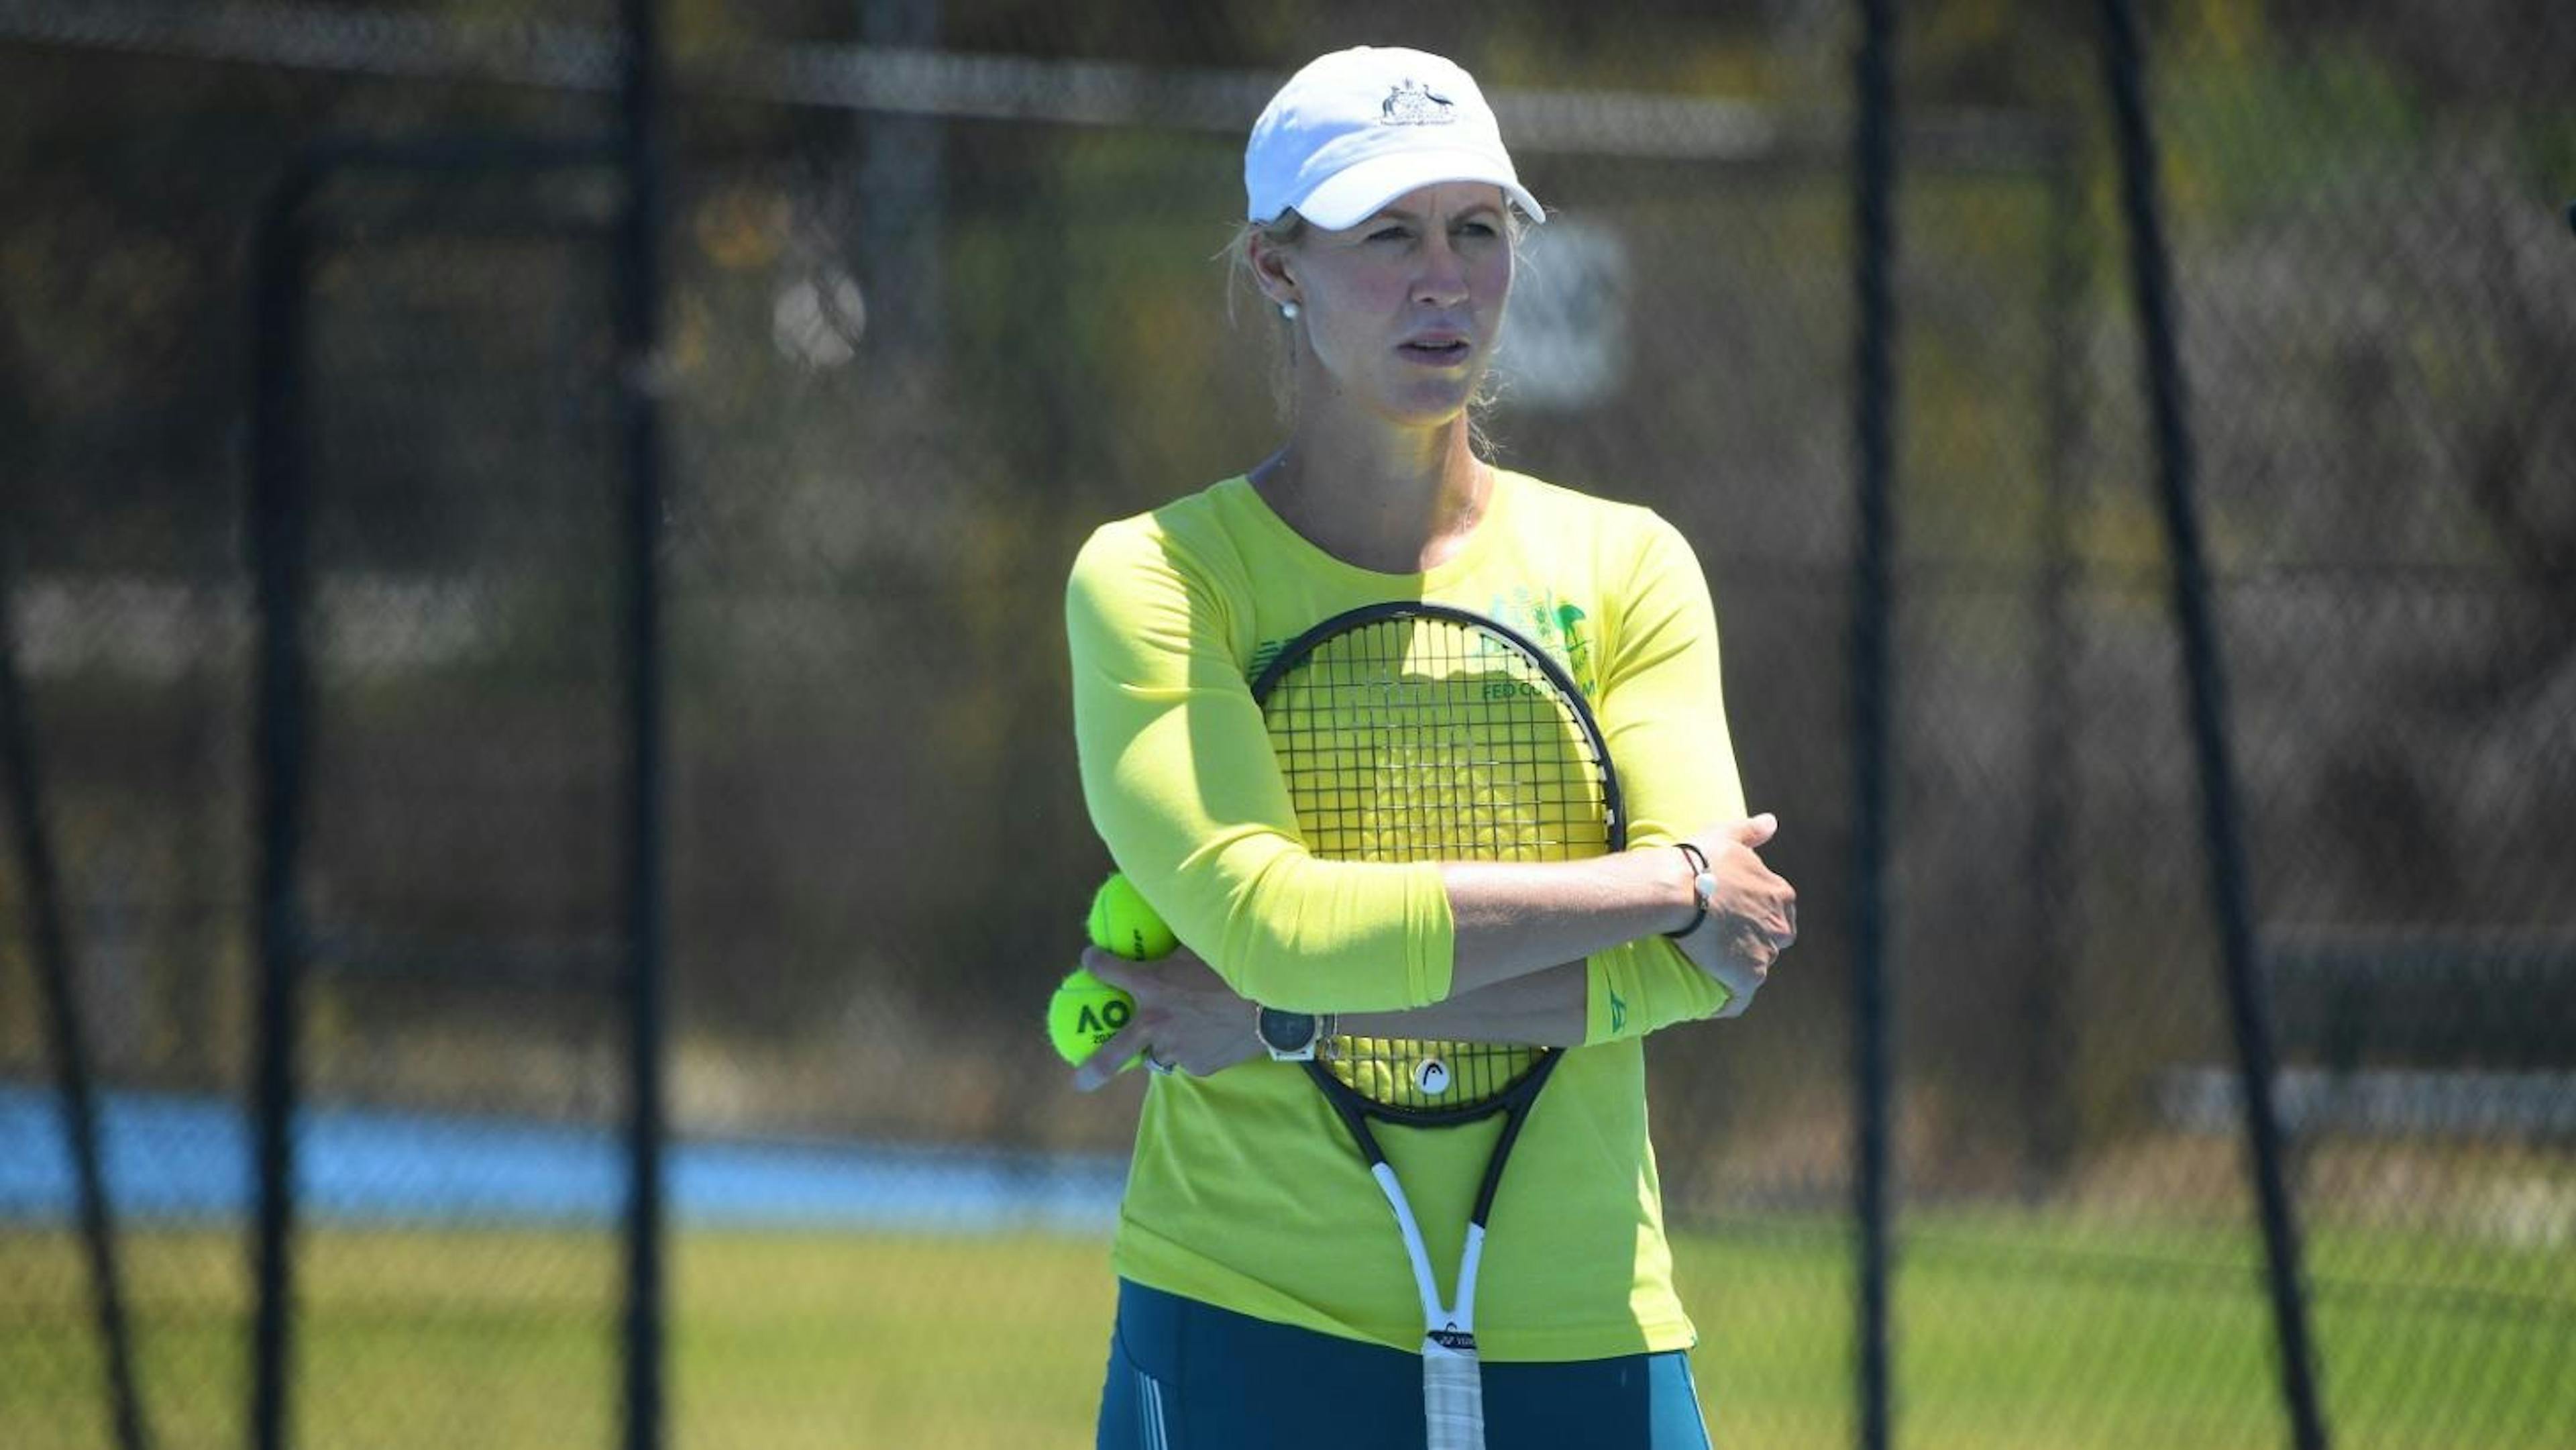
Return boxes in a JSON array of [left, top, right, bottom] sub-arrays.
[[1063, 46, 1798, 1450]]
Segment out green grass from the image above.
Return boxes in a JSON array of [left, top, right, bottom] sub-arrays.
[[2, 1215, 2568, 1449]]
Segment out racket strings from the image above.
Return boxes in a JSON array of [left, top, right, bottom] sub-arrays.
[[1323, 1034, 1544, 1112], [1260, 617, 1613, 1115]]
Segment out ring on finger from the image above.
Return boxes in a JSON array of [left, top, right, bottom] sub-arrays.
[[1144, 1051, 1175, 1076]]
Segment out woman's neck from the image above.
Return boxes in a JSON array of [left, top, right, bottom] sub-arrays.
[[1250, 421, 1491, 575]]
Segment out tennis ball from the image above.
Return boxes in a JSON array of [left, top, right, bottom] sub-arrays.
[[1087, 873, 1177, 961], [1048, 968, 1138, 1067]]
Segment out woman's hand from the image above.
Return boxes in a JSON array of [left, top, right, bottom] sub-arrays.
[[1670, 813, 1799, 1018], [1073, 944, 1263, 1091]]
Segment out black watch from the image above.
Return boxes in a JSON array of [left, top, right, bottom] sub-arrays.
[[1255, 1005, 1332, 1062]]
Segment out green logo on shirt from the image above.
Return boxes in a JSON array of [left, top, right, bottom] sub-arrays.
[[1556, 602, 1596, 698], [1484, 589, 1597, 698], [1246, 638, 1285, 682]]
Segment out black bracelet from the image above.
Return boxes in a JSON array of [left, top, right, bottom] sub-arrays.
[[1662, 842, 1712, 939]]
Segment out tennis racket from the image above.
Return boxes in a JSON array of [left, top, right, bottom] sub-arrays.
[[1250, 601, 1623, 1450]]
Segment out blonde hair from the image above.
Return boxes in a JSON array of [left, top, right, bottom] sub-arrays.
[[1222, 208, 1530, 457]]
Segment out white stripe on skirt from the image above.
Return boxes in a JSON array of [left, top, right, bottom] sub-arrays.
[[1134, 1367, 1169, 1449]]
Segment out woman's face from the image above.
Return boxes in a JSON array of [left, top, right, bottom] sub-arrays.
[[1265, 181, 1515, 431]]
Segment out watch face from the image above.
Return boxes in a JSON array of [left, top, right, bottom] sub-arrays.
[[1257, 1008, 1316, 1051]]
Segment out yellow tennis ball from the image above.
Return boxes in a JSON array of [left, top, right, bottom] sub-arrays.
[[1047, 968, 1138, 1068], [1087, 873, 1177, 961]]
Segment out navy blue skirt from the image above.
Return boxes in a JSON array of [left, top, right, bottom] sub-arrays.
[[1097, 1279, 1714, 1450]]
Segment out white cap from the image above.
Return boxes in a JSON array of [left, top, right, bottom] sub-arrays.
[[1244, 47, 1544, 231]]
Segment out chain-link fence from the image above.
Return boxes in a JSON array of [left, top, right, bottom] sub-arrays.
[[3, 1, 2572, 1447]]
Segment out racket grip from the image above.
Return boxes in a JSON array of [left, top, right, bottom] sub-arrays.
[[1421, 1341, 1487, 1450]]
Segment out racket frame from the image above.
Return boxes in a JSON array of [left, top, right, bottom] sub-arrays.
[[1250, 601, 1626, 1450]]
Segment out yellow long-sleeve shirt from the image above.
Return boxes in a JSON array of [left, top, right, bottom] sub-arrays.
[[1065, 469, 1748, 1360]]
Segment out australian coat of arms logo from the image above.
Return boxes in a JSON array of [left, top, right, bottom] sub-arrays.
[[1380, 79, 1456, 125]]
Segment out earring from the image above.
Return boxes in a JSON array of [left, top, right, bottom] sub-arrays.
[[1280, 301, 1299, 320]]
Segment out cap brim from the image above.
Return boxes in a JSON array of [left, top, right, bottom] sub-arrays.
[[1290, 150, 1545, 231]]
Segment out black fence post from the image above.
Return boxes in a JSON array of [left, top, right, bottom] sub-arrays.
[[614, 4, 672, 1450], [3, 548, 155, 1450], [1848, 1, 1900, 1448], [248, 156, 321, 1450], [242, 134, 629, 1450], [2091, 3, 2330, 1449], [2021, 136, 2086, 1202]]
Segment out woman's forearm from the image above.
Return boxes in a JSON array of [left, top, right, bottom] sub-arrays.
[[1337, 959, 1590, 1047], [1440, 849, 1697, 996]]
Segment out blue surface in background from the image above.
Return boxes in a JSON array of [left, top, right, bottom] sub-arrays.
[[0, 1082, 1124, 1232]]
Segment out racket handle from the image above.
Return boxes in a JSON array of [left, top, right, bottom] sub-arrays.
[[1422, 1341, 1487, 1450]]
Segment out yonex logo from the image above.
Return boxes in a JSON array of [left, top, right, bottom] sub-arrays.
[[1429, 1327, 1477, 1352], [1381, 80, 1456, 126]]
